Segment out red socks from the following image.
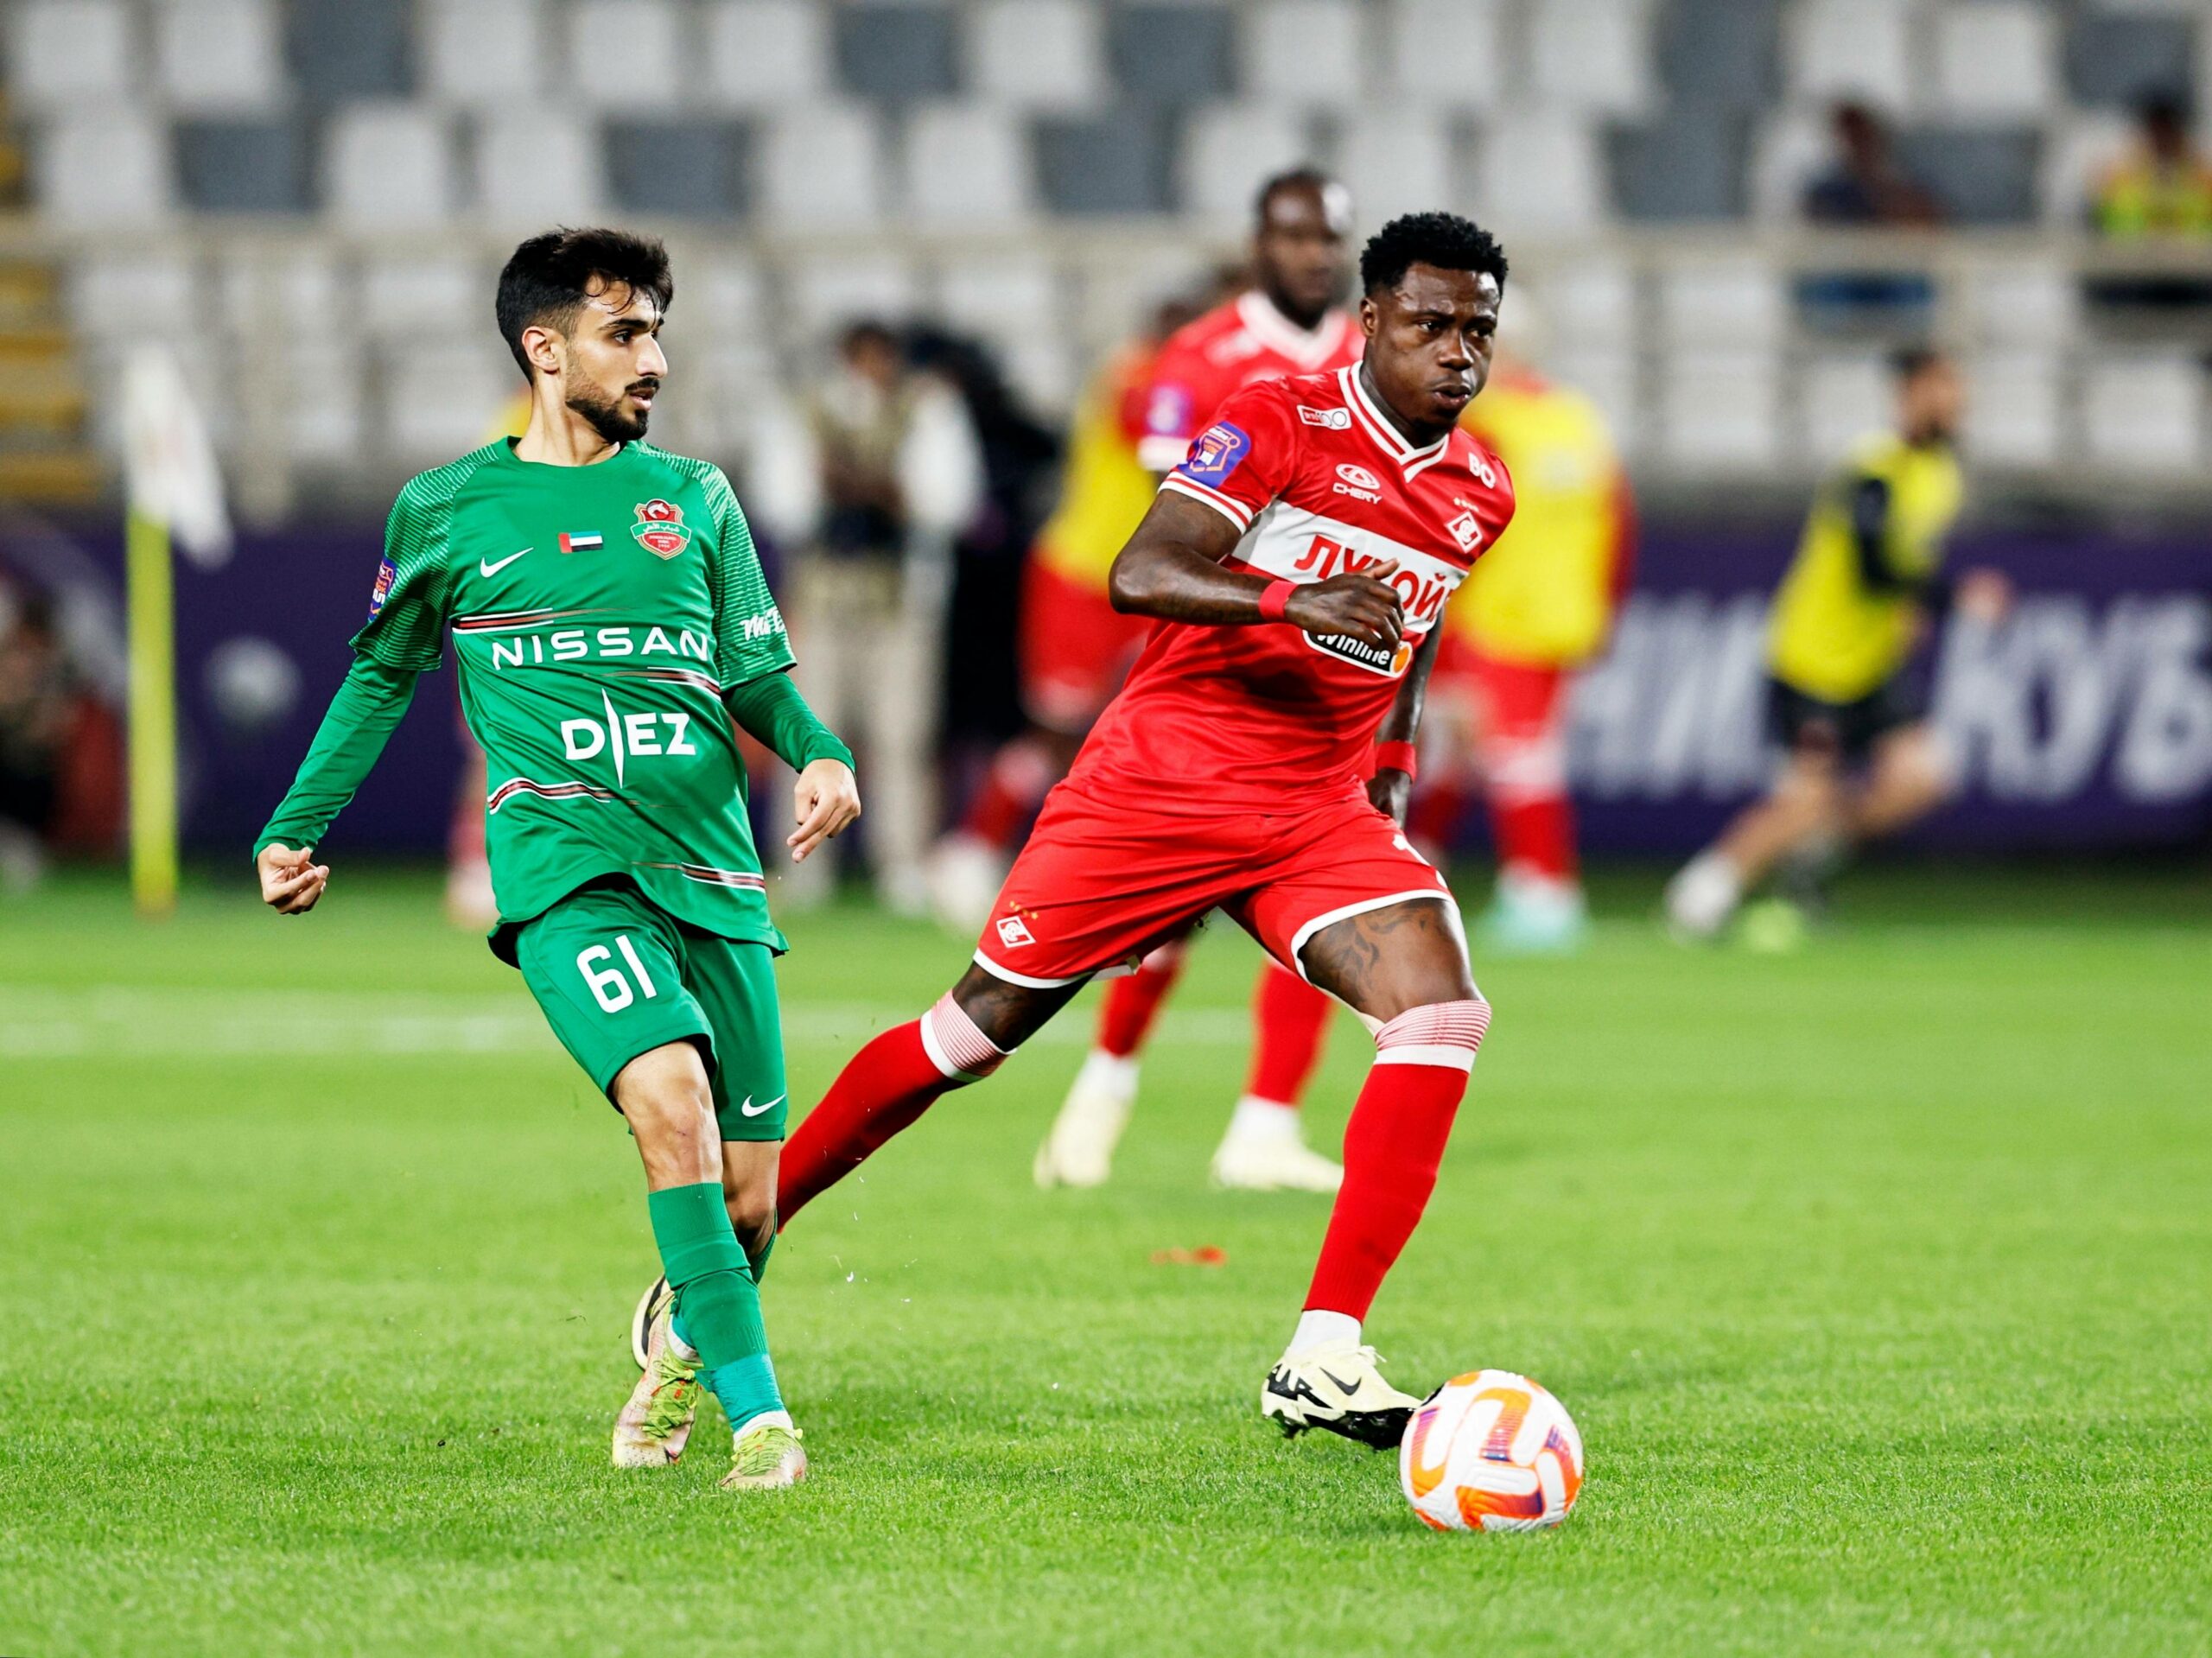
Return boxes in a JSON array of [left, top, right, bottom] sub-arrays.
[[1490, 791, 1578, 883], [1304, 1001, 1491, 1319], [1094, 943, 1185, 1059], [778, 994, 1007, 1225], [1243, 960, 1334, 1107]]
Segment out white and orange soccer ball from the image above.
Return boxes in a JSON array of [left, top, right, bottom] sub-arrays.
[[1399, 1369, 1585, 1533]]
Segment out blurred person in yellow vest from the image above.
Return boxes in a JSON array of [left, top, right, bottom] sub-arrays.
[[1411, 329, 1633, 953], [2093, 96, 2212, 239], [1666, 349, 2011, 942]]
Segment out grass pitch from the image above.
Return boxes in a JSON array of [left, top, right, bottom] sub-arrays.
[[2, 861, 2208, 1656]]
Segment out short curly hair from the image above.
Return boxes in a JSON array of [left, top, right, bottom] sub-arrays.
[[1359, 212, 1509, 298]]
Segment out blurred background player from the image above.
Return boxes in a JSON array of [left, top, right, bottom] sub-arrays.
[[1666, 349, 2010, 941], [1027, 168, 1363, 1193]]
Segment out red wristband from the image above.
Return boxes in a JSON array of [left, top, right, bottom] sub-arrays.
[[1374, 741, 1419, 781], [1256, 579, 1294, 623]]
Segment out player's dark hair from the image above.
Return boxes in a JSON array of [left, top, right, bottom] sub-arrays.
[[1891, 345, 1946, 382], [1255, 166, 1337, 222], [496, 227, 674, 379], [1359, 213, 1509, 297]]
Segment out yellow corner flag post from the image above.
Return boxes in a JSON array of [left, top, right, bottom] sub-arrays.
[[121, 346, 232, 918]]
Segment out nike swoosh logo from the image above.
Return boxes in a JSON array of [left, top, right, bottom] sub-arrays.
[[739, 1094, 786, 1118], [480, 547, 531, 577], [1319, 1369, 1363, 1396]]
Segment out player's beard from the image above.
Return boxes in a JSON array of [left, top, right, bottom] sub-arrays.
[[569, 378, 658, 444]]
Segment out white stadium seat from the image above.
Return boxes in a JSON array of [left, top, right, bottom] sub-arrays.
[[72, 252, 199, 342], [968, 0, 1105, 112], [1528, 0, 1658, 117], [1334, 111, 1458, 226], [2084, 355, 2204, 473], [1245, 0, 1367, 109], [1542, 256, 1638, 346], [1546, 343, 1642, 456], [1749, 107, 1830, 223], [689, 253, 770, 341], [756, 105, 884, 226], [780, 254, 919, 340], [9, 1, 137, 110], [2039, 110, 2138, 226], [155, 0, 284, 115], [282, 341, 369, 465], [1964, 349, 2062, 467], [359, 254, 481, 339], [1660, 259, 1787, 347], [475, 111, 607, 226], [323, 105, 459, 226], [419, 0, 550, 109], [35, 110, 171, 226], [1658, 348, 1783, 471], [1798, 353, 1893, 463], [384, 338, 520, 465], [1786, 0, 1917, 113], [1475, 111, 1607, 235], [702, 0, 832, 110], [1960, 261, 2079, 346], [1382, 0, 1503, 110], [1177, 105, 1314, 228], [1929, 2, 2056, 122], [936, 256, 1059, 340], [903, 106, 1033, 227], [567, 0, 688, 112], [215, 246, 352, 340]]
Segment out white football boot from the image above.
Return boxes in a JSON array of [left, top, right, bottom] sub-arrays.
[[612, 1274, 700, 1468], [1262, 1342, 1421, 1450], [1033, 1051, 1139, 1188], [1664, 849, 1744, 942], [1209, 1097, 1343, 1192]]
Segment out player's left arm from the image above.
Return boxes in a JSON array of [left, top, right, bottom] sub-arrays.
[[1366, 625, 1445, 826]]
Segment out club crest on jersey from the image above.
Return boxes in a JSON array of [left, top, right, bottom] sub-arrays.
[[1446, 511, 1485, 552], [631, 499, 691, 559], [366, 556, 397, 619], [996, 913, 1036, 949], [1180, 422, 1249, 484]]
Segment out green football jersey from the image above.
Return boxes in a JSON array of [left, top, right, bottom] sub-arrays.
[[358, 438, 796, 956]]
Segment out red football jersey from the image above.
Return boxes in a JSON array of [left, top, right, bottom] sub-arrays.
[[1129, 291, 1363, 473], [1071, 367, 1516, 810]]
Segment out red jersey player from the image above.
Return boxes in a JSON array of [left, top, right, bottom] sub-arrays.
[[776, 213, 1516, 1448]]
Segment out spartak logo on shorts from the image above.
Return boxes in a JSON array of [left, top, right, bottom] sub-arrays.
[[631, 499, 692, 559]]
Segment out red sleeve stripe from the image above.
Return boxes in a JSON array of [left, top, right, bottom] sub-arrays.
[[1160, 473, 1255, 531]]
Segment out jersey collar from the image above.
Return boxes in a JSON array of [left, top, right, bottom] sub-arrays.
[[1236, 290, 1354, 369], [1338, 366, 1452, 480]]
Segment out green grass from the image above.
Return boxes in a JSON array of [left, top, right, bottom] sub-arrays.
[[3, 861, 2209, 1656]]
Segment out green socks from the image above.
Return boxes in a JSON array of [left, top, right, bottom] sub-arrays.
[[647, 1183, 785, 1428]]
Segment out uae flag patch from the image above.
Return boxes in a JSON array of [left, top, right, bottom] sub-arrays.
[[558, 531, 603, 554]]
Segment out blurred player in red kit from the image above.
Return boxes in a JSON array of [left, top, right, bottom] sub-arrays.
[[775, 213, 1516, 1448]]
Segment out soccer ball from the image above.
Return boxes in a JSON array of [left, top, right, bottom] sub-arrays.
[[1399, 1369, 1585, 1532]]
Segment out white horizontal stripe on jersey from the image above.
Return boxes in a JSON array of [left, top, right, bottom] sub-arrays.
[[1234, 501, 1468, 630], [1160, 473, 1255, 530]]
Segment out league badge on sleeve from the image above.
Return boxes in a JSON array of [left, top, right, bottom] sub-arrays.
[[630, 499, 692, 560], [1181, 422, 1250, 484], [366, 555, 397, 620]]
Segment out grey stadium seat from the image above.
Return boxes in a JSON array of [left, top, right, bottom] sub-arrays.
[[835, 3, 960, 100], [1610, 108, 1748, 222], [1897, 129, 2041, 226], [2064, 12, 2196, 109], [606, 122, 750, 219], [1035, 112, 1173, 213], [289, 0, 410, 100], [175, 118, 312, 213], [1111, 3, 1235, 104], [1655, 0, 1779, 111]]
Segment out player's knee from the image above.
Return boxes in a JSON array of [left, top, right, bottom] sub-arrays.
[[920, 989, 1012, 1085], [1373, 997, 1493, 1071]]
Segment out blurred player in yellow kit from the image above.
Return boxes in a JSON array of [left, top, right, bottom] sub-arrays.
[[1665, 348, 2010, 940]]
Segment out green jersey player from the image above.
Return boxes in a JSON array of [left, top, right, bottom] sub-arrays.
[[255, 229, 859, 1493]]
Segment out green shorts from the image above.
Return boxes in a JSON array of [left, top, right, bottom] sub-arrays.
[[514, 880, 788, 1140]]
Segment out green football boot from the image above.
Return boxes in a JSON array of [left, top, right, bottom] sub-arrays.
[[721, 1420, 809, 1491]]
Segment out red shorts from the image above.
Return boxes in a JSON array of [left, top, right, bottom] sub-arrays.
[[1019, 561, 1151, 734], [973, 778, 1459, 988], [1433, 638, 1570, 738]]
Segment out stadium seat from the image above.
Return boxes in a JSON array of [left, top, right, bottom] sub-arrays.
[[1661, 258, 1787, 347], [836, 3, 960, 100], [384, 338, 519, 464], [1381, 0, 1504, 111], [903, 106, 1034, 226], [155, 0, 285, 115], [1963, 348, 2061, 467], [476, 111, 607, 225], [2083, 354, 2203, 471], [1611, 107, 1749, 220], [1960, 260, 2078, 346], [755, 105, 885, 226], [1785, 0, 1917, 113], [71, 252, 200, 342], [359, 253, 480, 339], [1245, 0, 1367, 110], [606, 122, 747, 218], [1034, 111, 1173, 213], [689, 252, 770, 340], [1112, 3, 1236, 105], [175, 118, 311, 213], [2063, 10, 2196, 107], [420, 0, 549, 109], [567, 0, 688, 112], [8, 1, 137, 110], [1335, 111, 1459, 226], [1545, 342, 1641, 456], [1178, 104, 1315, 226], [937, 254, 1059, 341], [1929, 2, 2056, 123], [289, 0, 411, 100], [1748, 106, 1831, 221], [281, 341, 368, 464], [1657, 347, 1783, 469], [1655, 0, 1780, 111], [1475, 111, 1608, 234], [1897, 127, 2041, 224], [701, 0, 833, 108], [967, 0, 1105, 112], [781, 252, 921, 340], [1541, 256, 1637, 346], [35, 110, 171, 226], [322, 105, 459, 226], [1797, 352, 1892, 461], [213, 245, 350, 340], [2037, 109, 2137, 226], [1529, 0, 1658, 117]]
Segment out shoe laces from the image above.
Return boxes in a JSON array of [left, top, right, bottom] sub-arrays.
[[730, 1422, 802, 1477], [639, 1371, 699, 1440]]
